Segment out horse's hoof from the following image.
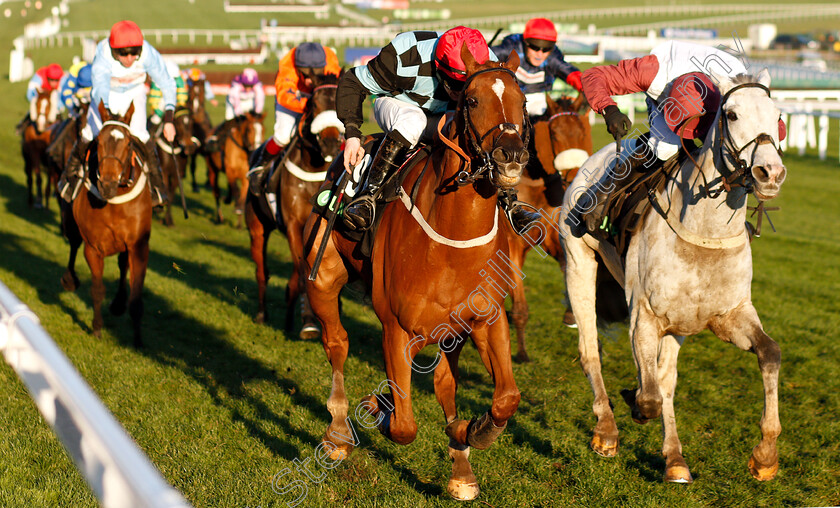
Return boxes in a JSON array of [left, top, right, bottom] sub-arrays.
[[447, 478, 479, 501], [664, 457, 693, 483], [299, 324, 321, 340], [590, 434, 618, 457], [92, 329, 101, 338], [61, 272, 79, 292], [322, 435, 353, 461], [514, 350, 530, 363], [254, 312, 266, 324], [563, 308, 577, 328], [621, 388, 655, 424], [748, 453, 778, 481]]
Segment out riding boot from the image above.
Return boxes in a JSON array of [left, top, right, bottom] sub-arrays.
[[499, 188, 542, 234], [565, 133, 662, 239], [57, 137, 90, 203], [342, 133, 409, 232], [142, 138, 169, 207], [247, 142, 283, 195]]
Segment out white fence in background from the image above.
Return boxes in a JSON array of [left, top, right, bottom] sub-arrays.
[[0, 281, 192, 508]]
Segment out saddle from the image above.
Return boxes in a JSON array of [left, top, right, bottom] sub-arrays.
[[310, 134, 433, 258], [600, 151, 685, 257]]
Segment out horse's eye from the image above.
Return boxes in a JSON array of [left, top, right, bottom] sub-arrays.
[[726, 111, 738, 121], [466, 97, 478, 109]]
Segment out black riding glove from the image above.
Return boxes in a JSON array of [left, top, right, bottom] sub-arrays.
[[602, 104, 631, 141]]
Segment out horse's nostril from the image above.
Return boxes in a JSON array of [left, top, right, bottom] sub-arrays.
[[753, 166, 769, 180], [516, 150, 529, 165], [492, 147, 511, 163]]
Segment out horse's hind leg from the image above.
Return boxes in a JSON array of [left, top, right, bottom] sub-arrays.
[[127, 240, 150, 348], [434, 343, 479, 501], [625, 303, 664, 423], [508, 279, 530, 363], [286, 221, 320, 340], [110, 251, 129, 316], [710, 303, 781, 481], [83, 245, 106, 338], [34, 162, 43, 208]]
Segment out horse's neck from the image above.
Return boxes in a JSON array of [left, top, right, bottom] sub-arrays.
[[666, 141, 748, 239]]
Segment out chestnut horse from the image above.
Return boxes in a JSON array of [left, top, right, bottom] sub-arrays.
[[303, 49, 528, 500], [245, 74, 343, 335], [207, 112, 264, 227], [21, 89, 60, 208], [60, 101, 153, 348], [560, 71, 785, 482], [155, 106, 196, 226], [187, 79, 213, 193], [505, 93, 592, 361]]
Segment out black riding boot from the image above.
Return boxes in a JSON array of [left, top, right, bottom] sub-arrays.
[[565, 133, 661, 238], [143, 138, 168, 207], [499, 188, 542, 234], [247, 142, 283, 195], [342, 133, 408, 232], [57, 138, 90, 203]]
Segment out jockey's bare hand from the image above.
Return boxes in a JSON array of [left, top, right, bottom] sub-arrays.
[[163, 122, 176, 143], [343, 136, 364, 172]]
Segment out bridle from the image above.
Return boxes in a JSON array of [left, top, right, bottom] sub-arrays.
[[299, 83, 342, 154], [715, 83, 782, 193], [440, 66, 531, 186], [98, 120, 138, 187]]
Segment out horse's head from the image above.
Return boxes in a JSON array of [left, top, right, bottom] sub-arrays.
[[30, 89, 58, 133], [541, 94, 592, 176], [173, 106, 196, 155], [458, 47, 529, 189], [303, 72, 343, 163], [713, 69, 787, 201], [242, 111, 265, 152], [188, 79, 205, 118], [96, 100, 138, 200]]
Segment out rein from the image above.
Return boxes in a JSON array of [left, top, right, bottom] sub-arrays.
[[86, 119, 146, 204], [98, 120, 137, 186]]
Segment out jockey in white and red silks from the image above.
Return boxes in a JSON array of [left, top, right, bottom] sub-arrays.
[[566, 40, 787, 238]]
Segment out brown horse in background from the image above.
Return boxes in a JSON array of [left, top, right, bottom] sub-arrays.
[[155, 106, 196, 226], [504, 93, 592, 361], [46, 102, 90, 190], [207, 111, 264, 227], [245, 74, 343, 335], [21, 89, 60, 208], [60, 101, 153, 348], [303, 49, 527, 500], [187, 79, 213, 193]]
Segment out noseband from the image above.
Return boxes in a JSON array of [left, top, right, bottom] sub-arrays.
[[451, 67, 531, 186], [716, 83, 782, 193]]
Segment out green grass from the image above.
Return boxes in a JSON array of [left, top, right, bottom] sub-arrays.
[[2, 3, 840, 508]]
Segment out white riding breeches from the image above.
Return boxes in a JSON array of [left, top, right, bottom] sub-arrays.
[[272, 104, 300, 146], [525, 92, 548, 117], [82, 87, 149, 143], [373, 96, 441, 147], [225, 97, 257, 120]]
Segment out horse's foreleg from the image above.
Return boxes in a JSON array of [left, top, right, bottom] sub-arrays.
[[246, 201, 270, 324], [434, 344, 479, 501], [110, 251, 129, 316], [127, 239, 150, 348], [208, 157, 223, 223], [656, 334, 692, 483], [447, 321, 520, 451], [627, 302, 664, 422], [60, 204, 82, 291], [377, 325, 418, 445], [34, 159, 43, 208], [189, 154, 199, 193], [305, 224, 353, 460], [83, 245, 105, 338], [508, 276, 529, 363], [566, 241, 618, 456], [286, 221, 319, 340], [710, 304, 781, 481]]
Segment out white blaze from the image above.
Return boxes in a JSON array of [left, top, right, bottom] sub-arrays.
[[110, 129, 125, 140]]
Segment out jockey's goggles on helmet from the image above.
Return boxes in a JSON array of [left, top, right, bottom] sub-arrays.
[[439, 72, 465, 95], [115, 46, 142, 57]]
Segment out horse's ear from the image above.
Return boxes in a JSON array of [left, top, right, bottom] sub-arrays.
[[97, 99, 108, 121], [756, 68, 771, 88], [502, 49, 519, 72], [124, 101, 135, 122], [461, 42, 480, 76], [572, 92, 591, 115], [546, 93, 558, 112]]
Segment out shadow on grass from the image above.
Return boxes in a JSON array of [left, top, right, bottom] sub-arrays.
[[0, 172, 61, 229]]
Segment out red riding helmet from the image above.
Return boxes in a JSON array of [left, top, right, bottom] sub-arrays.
[[434, 26, 490, 82], [45, 63, 63, 80], [661, 72, 721, 140], [523, 18, 557, 42], [109, 20, 144, 49]]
